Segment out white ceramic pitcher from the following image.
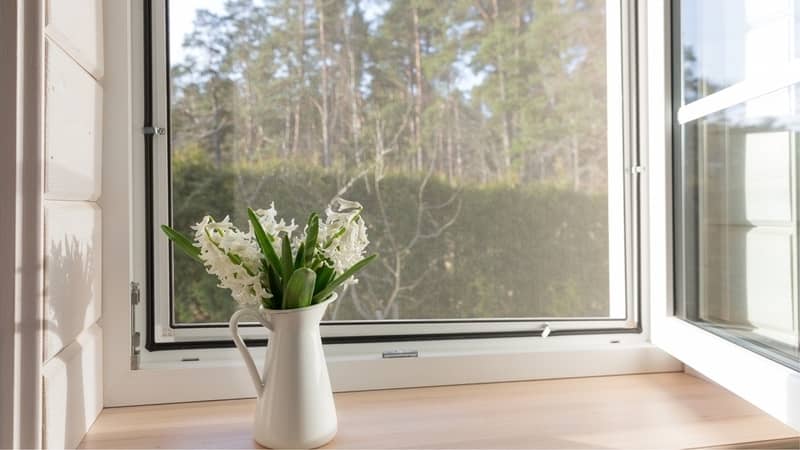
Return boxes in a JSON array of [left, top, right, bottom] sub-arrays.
[[229, 294, 338, 449]]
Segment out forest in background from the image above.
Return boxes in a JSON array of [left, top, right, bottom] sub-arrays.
[[168, 0, 612, 323]]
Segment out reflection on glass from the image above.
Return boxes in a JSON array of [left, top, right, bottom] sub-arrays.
[[167, 0, 613, 324], [680, 0, 800, 104], [676, 84, 800, 367]]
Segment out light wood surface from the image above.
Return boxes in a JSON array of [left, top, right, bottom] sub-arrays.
[[80, 373, 799, 449]]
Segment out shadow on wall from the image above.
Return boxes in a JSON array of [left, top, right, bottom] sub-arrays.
[[46, 236, 97, 354], [41, 233, 100, 448]]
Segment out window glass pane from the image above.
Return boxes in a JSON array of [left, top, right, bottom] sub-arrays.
[[167, 0, 615, 324], [679, 0, 800, 105], [675, 3, 800, 367]]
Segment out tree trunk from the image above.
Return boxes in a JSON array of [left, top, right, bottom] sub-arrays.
[[454, 99, 463, 179], [291, 0, 306, 157], [539, 152, 545, 182], [436, 105, 444, 172], [446, 103, 453, 182], [513, 0, 524, 180], [211, 85, 223, 167], [572, 134, 580, 191], [283, 104, 291, 157], [317, 0, 331, 167], [412, 4, 424, 173], [492, 0, 512, 172], [345, 12, 362, 166]]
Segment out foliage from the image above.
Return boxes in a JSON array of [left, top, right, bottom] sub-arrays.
[[166, 0, 612, 322], [171, 0, 608, 189], [170, 153, 608, 322]]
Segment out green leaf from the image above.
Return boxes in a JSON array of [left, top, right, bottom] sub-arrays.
[[304, 213, 319, 265], [267, 264, 283, 308], [283, 268, 316, 309], [312, 254, 377, 304], [248, 208, 282, 274], [280, 234, 293, 288], [294, 242, 305, 270], [259, 260, 274, 308], [323, 226, 346, 248], [314, 265, 334, 295], [160, 225, 202, 264]]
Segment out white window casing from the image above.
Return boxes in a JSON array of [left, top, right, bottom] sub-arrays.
[[102, 0, 682, 407], [146, 0, 636, 345]]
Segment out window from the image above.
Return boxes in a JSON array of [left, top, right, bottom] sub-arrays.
[[141, 0, 639, 350], [673, 0, 800, 369]]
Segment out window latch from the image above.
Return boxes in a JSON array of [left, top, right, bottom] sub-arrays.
[[142, 126, 166, 136], [541, 323, 552, 338], [631, 165, 646, 175]]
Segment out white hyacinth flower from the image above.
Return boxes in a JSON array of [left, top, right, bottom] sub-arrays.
[[250, 202, 298, 254], [180, 199, 371, 310], [192, 215, 267, 307], [251, 202, 298, 238], [318, 198, 370, 286]]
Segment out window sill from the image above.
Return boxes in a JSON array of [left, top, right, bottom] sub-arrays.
[[80, 373, 798, 449], [107, 340, 678, 406]]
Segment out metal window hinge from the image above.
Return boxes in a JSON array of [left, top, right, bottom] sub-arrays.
[[130, 282, 142, 370], [131, 281, 141, 306], [142, 126, 166, 136]]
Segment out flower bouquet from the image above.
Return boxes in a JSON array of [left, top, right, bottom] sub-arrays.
[[159, 198, 376, 448], [161, 197, 376, 310]]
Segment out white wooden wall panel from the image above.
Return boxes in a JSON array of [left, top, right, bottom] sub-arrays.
[[44, 41, 102, 202], [45, 0, 103, 79], [44, 201, 102, 363], [41, 0, 105, 447], [42, 324, 103, 450]]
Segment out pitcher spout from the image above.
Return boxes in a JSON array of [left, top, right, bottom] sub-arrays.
[[264, 293, 338, 327]]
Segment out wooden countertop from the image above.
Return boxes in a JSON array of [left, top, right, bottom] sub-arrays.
[[80, 373, 798, 449]]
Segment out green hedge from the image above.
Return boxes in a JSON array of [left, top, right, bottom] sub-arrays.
[[170, 149, 610, 323]]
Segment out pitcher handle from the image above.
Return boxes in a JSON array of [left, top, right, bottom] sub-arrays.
[[229, 308, 273, 395]]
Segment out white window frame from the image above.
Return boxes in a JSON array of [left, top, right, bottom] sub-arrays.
[[147, 0, 635, 343], [101, 0, 683, 407], [646, 0, 800, 431]]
